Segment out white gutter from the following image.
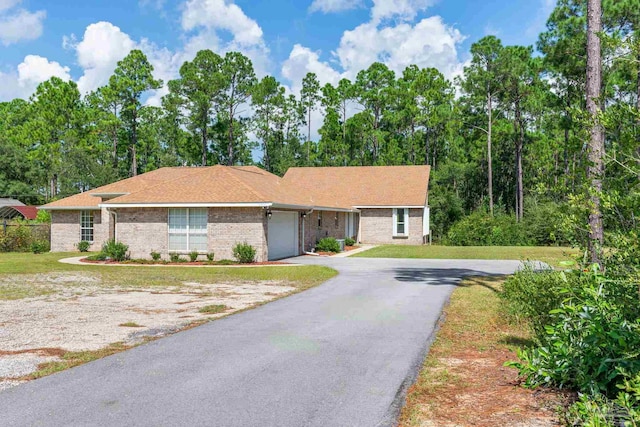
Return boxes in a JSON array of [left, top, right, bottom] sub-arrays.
[[100, 202, 273, 209], [40, 206, 101, 211], [271, 203, 358, 213], [353, 205, 424, 209]]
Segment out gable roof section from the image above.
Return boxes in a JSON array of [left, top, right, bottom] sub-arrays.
[[282, 165, 430, 207], [102, 166, 321, 207], [41, 165, 430, 211], [41, 167, 204, 210]]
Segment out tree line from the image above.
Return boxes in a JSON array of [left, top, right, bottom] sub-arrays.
[[0, 0, 638, 250]]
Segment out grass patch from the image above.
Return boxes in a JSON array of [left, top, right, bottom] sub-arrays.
[[354, 245, 578, 267], [27, 343, 131, 379], [119, 322, 144, 327], [0, 283, 56, 300], [399, 276, 563, 426], [0, 252, 337, 300], [198, 304, 229, 314]]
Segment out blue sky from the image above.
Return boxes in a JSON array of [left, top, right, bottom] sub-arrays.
[[0, 0, 556, 102]]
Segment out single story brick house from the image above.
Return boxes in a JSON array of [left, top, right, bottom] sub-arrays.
[[41, 165, 430, 261]]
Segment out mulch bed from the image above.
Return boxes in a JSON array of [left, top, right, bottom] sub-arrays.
[[79, 259, 290, 266], [315, 245, 359, 256]]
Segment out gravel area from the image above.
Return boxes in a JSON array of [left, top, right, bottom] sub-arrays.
[[0, 273, 296, 390], [0, 353, 60, 378]]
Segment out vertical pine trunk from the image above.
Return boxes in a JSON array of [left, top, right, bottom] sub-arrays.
[[50, 174, 57, 198], [487, 91, 494, 216], [113, 129, 118, 169], [307, 107, 311, 164], [517, 116, 524, 221], [424, 131, 430, 166], [228, 103, 234, 166], [201, 126, 207, 167], [131, 112, 138, 177], [586, 0, 605, 264]]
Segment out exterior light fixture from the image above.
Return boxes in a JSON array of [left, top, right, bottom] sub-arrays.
[[301, 212, 306, 218], [266, 210, 272, 219]]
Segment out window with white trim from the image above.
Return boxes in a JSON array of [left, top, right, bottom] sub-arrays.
[[80, 211, 94, 242], [393, 208, 409, 237], [168, 208, 208, 252]]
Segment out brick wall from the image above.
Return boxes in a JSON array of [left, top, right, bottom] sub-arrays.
[[116, 208, 168, 259], [303, 210, 347, 252], [209, 207, 267, 262], [50, 209, 109, 252], [359, 208, 424, 245]]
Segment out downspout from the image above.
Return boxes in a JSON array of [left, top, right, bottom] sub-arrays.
[[106, 208, 118, 242], [303, 209, 317, 255]]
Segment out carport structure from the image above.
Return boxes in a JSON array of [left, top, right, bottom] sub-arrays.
[[0, 198, 38, 220]]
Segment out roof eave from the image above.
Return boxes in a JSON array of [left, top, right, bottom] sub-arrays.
[[100, 202, 273, 209], [40, 206, 101, 210], [353, 205, 425, 209]]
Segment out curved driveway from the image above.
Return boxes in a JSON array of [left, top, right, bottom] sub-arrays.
[[0, 256, 522, 427]]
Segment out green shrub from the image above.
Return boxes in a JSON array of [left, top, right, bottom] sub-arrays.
[[150, 251, 161, 261], [35, 210, 51, 223], [501, 267, 587, 340], [566, 383, 640, 427], [101, 239, 129, 262], [345, 237, 356, 246], [206, 252, 215, 262], [233, 242, 256, 263], [169, 253, 180, 263], [446, 211, 531, 246], [77, 240, 91, 252], [86, 253, 107, 261], [316, 237, 341, 253], [31, 240, 50, 254], [508, 270, 640, 397], [523, 201, 572, 246], [0, 225, 33, 252], [189, 251, 199, 262]]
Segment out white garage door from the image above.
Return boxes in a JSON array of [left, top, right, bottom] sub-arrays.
[[268, 211, 299, 260]]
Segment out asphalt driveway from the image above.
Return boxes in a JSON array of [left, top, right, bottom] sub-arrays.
[[0, 256, 522, 427]]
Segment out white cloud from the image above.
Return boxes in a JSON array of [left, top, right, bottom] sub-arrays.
[[283, 0, 464, 97], [0, 7, 45, 45], [5, 55, 71, 98], [65, 22, 135, 94], [309, 0, 362, 14], [281, 44, 341, 93], [0, 0, 20, 12], [337, 16, 464, 79], [181, 0, 264, 46], [371, 0, 434, 23]]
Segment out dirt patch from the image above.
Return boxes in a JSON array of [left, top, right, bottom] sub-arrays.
[[399, 277, 571, 427], [407, 347, 569, 426]]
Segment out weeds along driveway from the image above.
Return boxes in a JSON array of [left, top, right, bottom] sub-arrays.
[[0, 256, 522, 427]]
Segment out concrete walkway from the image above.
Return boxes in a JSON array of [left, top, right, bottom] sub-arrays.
[[1, 256, 523, 427]]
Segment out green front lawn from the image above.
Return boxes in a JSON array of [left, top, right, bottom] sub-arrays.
[[0, 252, 337, 300], [353, 245, 579, 268]]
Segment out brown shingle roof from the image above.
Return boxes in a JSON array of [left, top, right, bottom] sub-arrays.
[[42, 165, 429, 210], [41, 167, 203, 209], [104, 166, 320, 206], [282, 165, 430, 207]]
